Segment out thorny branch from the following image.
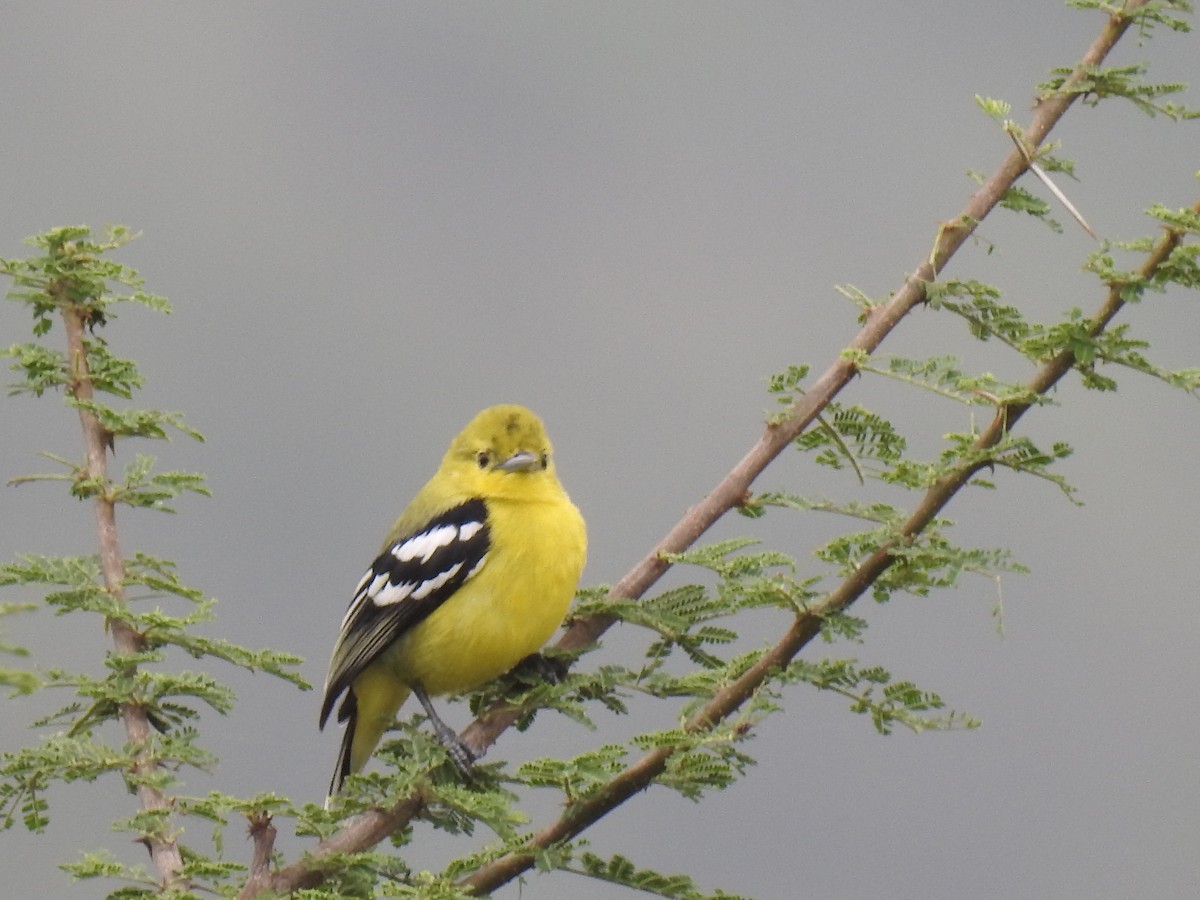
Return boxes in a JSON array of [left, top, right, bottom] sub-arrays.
[[462, 194, 1200, 894]]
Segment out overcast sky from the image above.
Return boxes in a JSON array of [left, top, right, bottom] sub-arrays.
[[2, 4, 1198, 898]]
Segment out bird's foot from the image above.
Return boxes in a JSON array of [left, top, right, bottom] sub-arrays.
[[514, 651, 569, 685], [413, 682, 478, 781], [434, 720, 478, 781]]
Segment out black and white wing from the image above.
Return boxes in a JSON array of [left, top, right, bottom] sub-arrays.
[[319, 498, 490, 728]]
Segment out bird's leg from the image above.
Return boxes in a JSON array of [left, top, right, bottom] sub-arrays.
[[412, 682, 477, 779]]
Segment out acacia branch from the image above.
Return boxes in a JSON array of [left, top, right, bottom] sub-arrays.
[[463, 192, 1200, 894], [59, 297, 186, 889], [251, 3, 1160, 894], [469, 192, 1200, 888]]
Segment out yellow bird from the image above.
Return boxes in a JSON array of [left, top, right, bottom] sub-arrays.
[[320, 404, 587, 796]]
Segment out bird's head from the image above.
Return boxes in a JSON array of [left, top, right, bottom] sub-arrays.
[[443, 404, 561, 499]]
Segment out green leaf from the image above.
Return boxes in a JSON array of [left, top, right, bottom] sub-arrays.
[[574, 851, 749, 899], [518, 744, 629, 804], [114, 456, 211, 512], [67, 398, 203, 442], [1038, 61, 1196, 118], [2, 342, 69, 396], [794, 403, 907, 474], [783, 658, 980, 735]]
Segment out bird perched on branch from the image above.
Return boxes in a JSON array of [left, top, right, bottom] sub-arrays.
[[319, 404, 587, 797]]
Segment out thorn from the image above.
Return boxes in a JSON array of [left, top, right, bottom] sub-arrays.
[[1028, 161, 1097, 239], [968, 389, 1002, 405], [1008, 130, 1097, 239]]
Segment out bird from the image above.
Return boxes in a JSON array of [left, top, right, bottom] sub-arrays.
[[319, 404, 587, 798]]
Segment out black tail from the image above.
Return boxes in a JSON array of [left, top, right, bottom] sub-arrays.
[[326, 693, 356, 802]]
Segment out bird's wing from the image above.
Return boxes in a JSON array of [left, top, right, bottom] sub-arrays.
[[319, 497, 490, 728]]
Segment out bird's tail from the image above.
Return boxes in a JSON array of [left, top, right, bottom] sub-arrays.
[[327, 716, 357, 803], [325, 678, 411, 805]]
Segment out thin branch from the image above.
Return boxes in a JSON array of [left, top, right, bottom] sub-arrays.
[[249, 3, 1159, 894], [463, 194, 1200, 896], [59, 298, 186, 889]]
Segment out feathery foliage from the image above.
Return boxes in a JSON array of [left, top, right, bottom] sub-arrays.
[[3, 3, 1200, 897]]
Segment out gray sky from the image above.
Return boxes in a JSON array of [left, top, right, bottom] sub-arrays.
[[2, 4, 1198, 898]]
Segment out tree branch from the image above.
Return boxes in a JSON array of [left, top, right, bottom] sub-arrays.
[[462, 194, 1200, 896], [59, 298, 186, 889]]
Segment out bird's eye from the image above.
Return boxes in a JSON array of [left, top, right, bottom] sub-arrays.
[[539, 453, 549, 469], [476, 451, 491, 470]]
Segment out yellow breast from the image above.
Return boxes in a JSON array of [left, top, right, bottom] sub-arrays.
[[384, 495, 586, 696]]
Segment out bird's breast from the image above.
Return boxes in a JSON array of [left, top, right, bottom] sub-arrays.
[[387, 497, 585, 696]]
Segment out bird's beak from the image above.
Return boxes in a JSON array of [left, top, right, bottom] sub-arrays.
[[496, 451, 541, 473]]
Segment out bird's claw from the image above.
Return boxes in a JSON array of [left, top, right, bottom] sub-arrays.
[[441, 732, 478, 781], [515, 651, 569, 685]]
